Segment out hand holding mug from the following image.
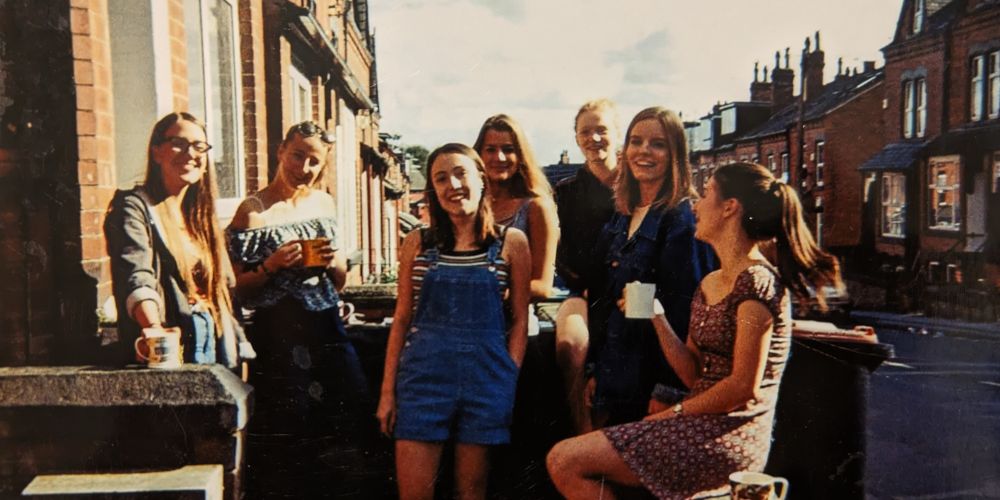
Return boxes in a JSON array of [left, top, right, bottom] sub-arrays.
[[298, 238, 335, 268], [266, 241, 304, 271]]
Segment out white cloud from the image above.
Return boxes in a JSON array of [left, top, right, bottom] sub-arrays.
[[371, 0, 901, 165]]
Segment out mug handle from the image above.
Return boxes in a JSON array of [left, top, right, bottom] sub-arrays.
[[340, 301, 355, 320], [773, 477, 789, 500], [134, 336, 150, 362]]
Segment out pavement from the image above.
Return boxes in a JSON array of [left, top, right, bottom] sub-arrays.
[[850, 309, 1000, 342]]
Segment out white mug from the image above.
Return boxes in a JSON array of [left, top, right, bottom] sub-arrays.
[[729, 471, 788, 500], [338, 301, 355, 322], [624, 281, 656, 319], [135, 327, 183, 369]]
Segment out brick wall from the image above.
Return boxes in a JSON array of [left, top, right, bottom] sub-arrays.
[[946, 9, 1000, 130], [239, 0, 269, 194], [72, 0, 116, 315], [883, 43, 946, 141], [824, 80, 885, 248]]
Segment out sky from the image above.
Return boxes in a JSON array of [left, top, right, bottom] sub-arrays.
[[368, 0, 903, 166]]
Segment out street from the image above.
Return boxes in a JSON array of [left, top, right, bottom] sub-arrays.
[[867, 327, 1000, 499]]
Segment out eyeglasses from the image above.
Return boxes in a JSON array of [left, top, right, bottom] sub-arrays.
[[287, 121, 336, 144], [164, 136, 213, 154]]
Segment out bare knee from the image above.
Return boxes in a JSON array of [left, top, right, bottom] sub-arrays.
[[546, 438, 580, 483]]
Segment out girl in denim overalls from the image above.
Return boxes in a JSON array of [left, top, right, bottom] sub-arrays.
[[378, 143, 531, 500]]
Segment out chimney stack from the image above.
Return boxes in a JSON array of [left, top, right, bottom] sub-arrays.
[[801, 31, 825, 102], [771, 47, 795, 111], [863, 60, 876, 73], [750, 60, 774, 103]]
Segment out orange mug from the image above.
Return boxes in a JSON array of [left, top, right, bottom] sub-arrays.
[[296, 238, 330, 268]]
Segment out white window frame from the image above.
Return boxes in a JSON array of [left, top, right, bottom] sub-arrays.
[[972, 55, 985, 122], [815, 140, 825, 187], [881, 172, 906, 238], [903, 80, 915, 138], [336, 99, 359, 254], [916, 79, 927, 137], [289, 63, 312, 125], [988, 51, 999, 119], [913, 0, 924, 33], [186, 0, 245, 220], [927, 155, 962, 232], [767, 154, 775, 173], [780, 152, 789, 183]]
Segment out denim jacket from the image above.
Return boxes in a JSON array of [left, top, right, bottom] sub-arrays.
[[587, 199, 716, 395], [104, 187, 250, 367]]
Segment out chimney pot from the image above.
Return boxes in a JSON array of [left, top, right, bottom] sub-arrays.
[[815, 31, 821, 50], [785, 48, 790, 68]]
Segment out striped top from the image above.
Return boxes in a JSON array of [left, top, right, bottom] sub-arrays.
[[411, 248, 510, 304]]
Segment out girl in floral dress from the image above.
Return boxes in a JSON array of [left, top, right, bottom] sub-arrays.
[[547, 162, 843, 499]]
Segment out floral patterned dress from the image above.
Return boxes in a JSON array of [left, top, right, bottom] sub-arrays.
[[603, 263, 791, 499]]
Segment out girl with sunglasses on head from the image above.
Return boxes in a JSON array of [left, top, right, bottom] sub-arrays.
[[548, 161, 843, 499], [105, 112, 251, 369], [227, 121, 372, 496], [377, 143, 531, 500]]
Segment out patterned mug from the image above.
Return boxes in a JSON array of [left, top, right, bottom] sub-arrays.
[[729, 471, 788, 500]]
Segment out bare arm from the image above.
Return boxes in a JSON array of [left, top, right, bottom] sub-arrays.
[[376, 231, 420, 435], [526, 196, 559, 300], [650, 301, 703, 389], [503, 228, 531, 367], [646, 300, 774, 419], [227, 197, 303, 296]]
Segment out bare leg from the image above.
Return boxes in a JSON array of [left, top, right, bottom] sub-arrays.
[[396, 440, 444, 500], [547, 430, 643, 500], [454, 443, 490, 500], [556, 297, 592, 434]]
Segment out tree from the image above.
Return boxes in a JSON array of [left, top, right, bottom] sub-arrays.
[[404, 145, 429, 170]]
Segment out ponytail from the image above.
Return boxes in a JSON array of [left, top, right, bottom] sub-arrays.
[[713, 162, 843, 311]]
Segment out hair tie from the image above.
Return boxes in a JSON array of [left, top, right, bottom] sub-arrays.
[[769, 180, 782, 196]]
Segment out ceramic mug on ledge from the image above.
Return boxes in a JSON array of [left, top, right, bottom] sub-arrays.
[[729, 471, 788, 500], [135, 327, 183, 369]]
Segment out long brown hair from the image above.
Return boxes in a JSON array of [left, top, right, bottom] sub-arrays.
[[143, 112, 234, 331], [423, 143, 498, 250], [712, 162, 843, 310], [614, 106, 696, 214], [473, 114, 552, 199]]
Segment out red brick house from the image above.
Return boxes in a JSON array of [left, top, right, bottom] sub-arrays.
[[690, 33, 885, 255], [859, 0, 1000, 317], [0, 0, 402, 366]]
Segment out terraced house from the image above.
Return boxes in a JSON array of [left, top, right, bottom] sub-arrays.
[[0, 0, 406, 367]]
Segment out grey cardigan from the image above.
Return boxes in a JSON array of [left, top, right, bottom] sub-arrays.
[[104, 186, 252, 368]]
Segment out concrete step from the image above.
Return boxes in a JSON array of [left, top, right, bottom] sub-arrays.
[[22, 464, 223, 499]]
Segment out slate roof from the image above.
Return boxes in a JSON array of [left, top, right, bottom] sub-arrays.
[[858, 141, 928, 171], [739, 69, 884, 141], [544, 163, 583, 187]]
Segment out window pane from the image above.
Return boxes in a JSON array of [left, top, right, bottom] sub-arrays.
[[989, 52, 999, 119], [903, 80, 914, 138], [927, 157, 961, 231], [916, 79, 926, 137], [881, 173, 906, 237], [205, 0, 239, 199], [971, 56, 984, 121]]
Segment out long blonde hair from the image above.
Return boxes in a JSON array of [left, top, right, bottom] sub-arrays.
[[473, 113, 552, 199], [614, 107, 696, 214]]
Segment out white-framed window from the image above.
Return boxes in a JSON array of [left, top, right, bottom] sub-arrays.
[[881, 172, 906, 238], [289, 64, 312, 125], [928, 155, 962, 231], [992, 151, 1000, 194], [780, 152, 789, 182], [185, 0, 244, 214], [767, 154, 775, 173], [972, 54, 985, 121], [903, 78, 926, 138], [990, 52, 1000, 119], [336, 99, 359, 254], [815, 197, 824, 248], [815, 140, 825, 187], [913, 0, 925, 33]]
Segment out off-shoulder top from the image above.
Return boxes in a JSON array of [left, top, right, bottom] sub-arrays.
[[227, 216, 341, 311]]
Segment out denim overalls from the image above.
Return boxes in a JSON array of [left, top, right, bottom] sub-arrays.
[[394, 237, 519, 445], [589, 201, 712, 425]]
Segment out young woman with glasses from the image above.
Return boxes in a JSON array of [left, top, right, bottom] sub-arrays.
[[227, 121, 372, 496], [105, 112, 250, 368]]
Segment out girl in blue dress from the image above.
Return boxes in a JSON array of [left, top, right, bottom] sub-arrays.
[[377, 143, 531, 500]]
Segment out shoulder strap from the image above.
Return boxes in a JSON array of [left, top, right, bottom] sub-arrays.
[[487, 225, 507, 264]]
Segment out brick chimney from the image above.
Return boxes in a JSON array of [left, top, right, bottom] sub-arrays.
[[750, 61, 774, 103], [863, 60, 876, 74], [771, 48, 795, 111], [800, 31, 825, 102]]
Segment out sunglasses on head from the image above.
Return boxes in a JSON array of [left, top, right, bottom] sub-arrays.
[[287, 121, 336, 144], [163, 136, 212, 154]]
